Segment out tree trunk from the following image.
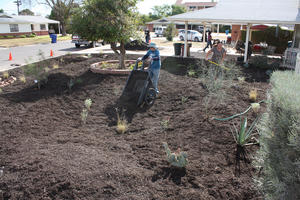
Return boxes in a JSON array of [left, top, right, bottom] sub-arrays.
[[119, 41, 126, 69], [61, 23, 67, 36]]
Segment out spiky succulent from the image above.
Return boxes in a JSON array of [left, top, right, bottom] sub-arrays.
[[162, 142, 188, 168]]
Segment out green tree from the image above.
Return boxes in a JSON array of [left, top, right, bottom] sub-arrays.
[[149, 4, 186, 20], [19, 8, 34, 15], [151, 4, 171, 19], [71, 0, 139, 69], [0, 9, 4, 13], [170, 5, 186, 16], [43, 0, 78, 36]]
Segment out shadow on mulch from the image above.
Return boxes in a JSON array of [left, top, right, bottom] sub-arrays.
[[4, 70, 105, 103], [152, 166, 187, 185]]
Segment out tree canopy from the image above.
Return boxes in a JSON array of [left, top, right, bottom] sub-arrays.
[[43, 0, 79, 35], [0, 9, 4, 13], [148, 4, 186, 21], [19, 9, 34, 15], [71, 0, 139, 68]]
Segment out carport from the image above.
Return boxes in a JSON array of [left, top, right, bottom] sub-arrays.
[[168, 0, 300, 63]]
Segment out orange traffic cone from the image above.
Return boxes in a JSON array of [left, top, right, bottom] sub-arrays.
[[50, 50, 53, 57], [9, 52, 12, 61]]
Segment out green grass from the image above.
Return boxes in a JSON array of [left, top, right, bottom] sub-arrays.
[[0, 35, 71, 47]]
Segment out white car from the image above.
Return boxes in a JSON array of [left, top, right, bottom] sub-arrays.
[[178, 30, 203, 42], [155, 26, 166, 37]]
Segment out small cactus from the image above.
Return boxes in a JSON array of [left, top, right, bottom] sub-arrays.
[[162, 142, 188, 168]]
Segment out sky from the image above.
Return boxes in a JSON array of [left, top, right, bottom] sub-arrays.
[[0, 0, 178, 16]]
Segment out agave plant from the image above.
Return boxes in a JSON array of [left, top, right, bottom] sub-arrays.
[[232, 117, 258, 147], [231, 117, 259, 175], [162, 142, 188, 168]]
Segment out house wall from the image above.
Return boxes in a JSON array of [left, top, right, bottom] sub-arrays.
[[32, 23, 49, 36], [0, 23, 50, 36], [0, 23, 31, 34], [231, 24, 241, 42], [146, 24, 154, 32]]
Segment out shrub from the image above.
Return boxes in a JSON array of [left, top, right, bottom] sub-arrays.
[[255, 71, 300, 200], [164, 23, 177, 41], [24, 50, 50, 89], [6, 35, 14, 39], [17, 35, 26, 38], [0, 35, 4, 39], [19, 75, 26, 83], [27, 33, 36, 38]]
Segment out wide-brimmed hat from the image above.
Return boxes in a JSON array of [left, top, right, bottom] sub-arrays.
[[148, 42, 157, 49]]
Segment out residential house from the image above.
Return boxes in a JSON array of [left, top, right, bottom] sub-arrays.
[[175, 0, 217, 11], [0, 14, 60, 36]]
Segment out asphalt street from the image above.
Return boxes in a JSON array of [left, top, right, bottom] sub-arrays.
[[0, 40, 85, 72]]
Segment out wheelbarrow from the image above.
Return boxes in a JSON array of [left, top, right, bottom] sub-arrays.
[[119, 59, 157, 107]]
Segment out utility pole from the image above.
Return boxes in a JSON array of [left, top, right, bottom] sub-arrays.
[[14, 0, 22, 15]]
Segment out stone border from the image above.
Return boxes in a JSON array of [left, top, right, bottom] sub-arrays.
[[90, 60, 136, 75], [0, 76, 17, 87]]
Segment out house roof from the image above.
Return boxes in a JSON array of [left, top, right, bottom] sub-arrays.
[[146, 18, 203, 25], [168, 0, 300, 25], [0, 14, 60, 24]]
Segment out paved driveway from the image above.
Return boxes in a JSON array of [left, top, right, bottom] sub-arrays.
[[0, 40, 86, 72]]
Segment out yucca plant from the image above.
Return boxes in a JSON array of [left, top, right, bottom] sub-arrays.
[[162, 142, 188, 168], [115, 108, 128, 134], [231, 117, 259, 175]]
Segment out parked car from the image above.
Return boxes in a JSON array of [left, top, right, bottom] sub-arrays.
[[155, 26, 166, 37], [71, 35, 105, 48], [178, 30, 203, 42]]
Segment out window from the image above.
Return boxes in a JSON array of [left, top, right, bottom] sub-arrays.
[[9, 24, 19, 32], [31, 24, 34, 31], [40, 24, 46, 30], [189, 6, 196, 10]]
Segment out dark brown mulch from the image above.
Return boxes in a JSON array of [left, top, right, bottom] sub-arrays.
[[0, 54, 268, 200]]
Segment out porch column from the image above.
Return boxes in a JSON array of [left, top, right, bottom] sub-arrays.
[[184, 21, 188, 57], [244, 23, 251, 63], [217, 24, 219, 35], [58, 23, 61, 35]]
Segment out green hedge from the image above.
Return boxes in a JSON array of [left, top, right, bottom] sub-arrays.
[[255, 71, 300, 200], [241, 27, 293, 54]]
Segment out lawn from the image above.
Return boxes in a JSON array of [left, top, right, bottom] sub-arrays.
[[0, 35, 71, 48], [0, 54, 269, 199]]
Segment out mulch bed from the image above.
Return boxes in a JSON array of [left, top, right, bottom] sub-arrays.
[[0, 54, 269, 199]]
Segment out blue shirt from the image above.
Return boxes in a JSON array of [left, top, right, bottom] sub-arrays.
[[142, 49, 161, 69]]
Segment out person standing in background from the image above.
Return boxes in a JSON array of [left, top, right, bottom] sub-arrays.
[[203, 31, 212, 52]]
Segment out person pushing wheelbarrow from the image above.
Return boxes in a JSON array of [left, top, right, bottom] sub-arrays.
[[139, 42, 161, 94]]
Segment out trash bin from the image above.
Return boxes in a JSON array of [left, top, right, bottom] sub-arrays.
[[50, 34, 57, 43], [181, 43, 192, 57], [174, 43, 182, 56]]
